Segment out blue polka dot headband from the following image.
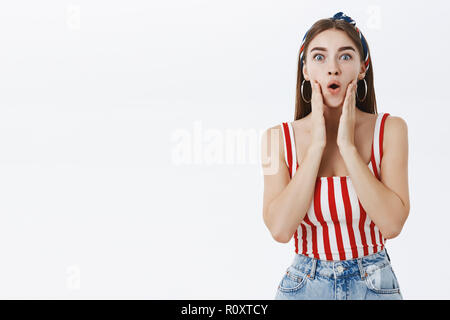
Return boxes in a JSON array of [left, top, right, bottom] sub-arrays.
[[300, 12, 370, 73]]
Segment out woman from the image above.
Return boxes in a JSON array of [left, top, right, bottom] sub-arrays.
[[261, 12, 410, 300]]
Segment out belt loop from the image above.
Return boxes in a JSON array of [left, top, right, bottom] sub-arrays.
[[308, 258, 317, 280], [357, 258, 367, 280]]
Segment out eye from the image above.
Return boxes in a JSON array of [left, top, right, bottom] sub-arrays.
[[341, 53, 352, 61], [313, 54, 324, 61], [313, 53, 352, 62]]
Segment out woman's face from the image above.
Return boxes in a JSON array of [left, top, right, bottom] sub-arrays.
[[303, 28, 366, 107]]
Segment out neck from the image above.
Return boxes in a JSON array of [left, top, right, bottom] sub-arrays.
[[304, 103, 363, 139], [323, 104, 344, 132]]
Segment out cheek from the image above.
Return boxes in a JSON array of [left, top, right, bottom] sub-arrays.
[[305, 63, 322, 79], [341, 62, 359, 73], [347, 61, 363, 73]]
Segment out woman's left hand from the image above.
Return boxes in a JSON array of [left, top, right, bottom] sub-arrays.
[[337, 78, 358, 152]]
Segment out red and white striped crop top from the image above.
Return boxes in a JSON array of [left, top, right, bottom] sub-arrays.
[[280, 112, 390, 261]]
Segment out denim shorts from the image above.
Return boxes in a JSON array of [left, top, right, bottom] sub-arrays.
[[275, 248, 403, 300]]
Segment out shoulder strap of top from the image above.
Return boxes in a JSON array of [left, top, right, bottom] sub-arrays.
[[371, 112, 390, 180], [280, 122, 297, 178]]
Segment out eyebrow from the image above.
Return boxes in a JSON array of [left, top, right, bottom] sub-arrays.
[[310, 46, 356, 53]]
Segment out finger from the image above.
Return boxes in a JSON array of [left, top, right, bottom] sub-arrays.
[[343, 81, 354, 112], [312, 80, 319, 99], [315, 81, 323, 96], [348, 80, 357, 110], [348, 80, 356, 100], [347, 80, 354, 95], [344, 81, 352, 104]]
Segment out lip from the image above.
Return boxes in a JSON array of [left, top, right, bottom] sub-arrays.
[[326, 80, 342, 95], [327, 86, 341, 95]]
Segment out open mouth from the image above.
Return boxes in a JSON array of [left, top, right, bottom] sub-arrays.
[[329, 84, 340, 89], [327, 82, 341, 95]]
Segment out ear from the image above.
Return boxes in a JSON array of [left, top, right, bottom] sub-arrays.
[[358, 62, 366, 80], [302, 64, 309, 81]]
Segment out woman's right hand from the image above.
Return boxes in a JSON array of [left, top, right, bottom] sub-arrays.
[[310, 80, 327, 149]]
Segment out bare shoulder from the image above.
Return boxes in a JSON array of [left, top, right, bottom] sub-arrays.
[[385, 114, 408, 130], [291, 115, 311, 133], [383, 115, 408, 149], [263, 123, 284, 143], [261, 123, 285, 170]]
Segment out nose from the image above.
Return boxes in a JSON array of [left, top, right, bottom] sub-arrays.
[[328, 59, 340, 76]]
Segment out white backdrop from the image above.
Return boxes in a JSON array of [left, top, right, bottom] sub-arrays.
[[0, 0, 448, 299]]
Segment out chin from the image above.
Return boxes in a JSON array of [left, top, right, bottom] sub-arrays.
[[324, 96, 344, 108]]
